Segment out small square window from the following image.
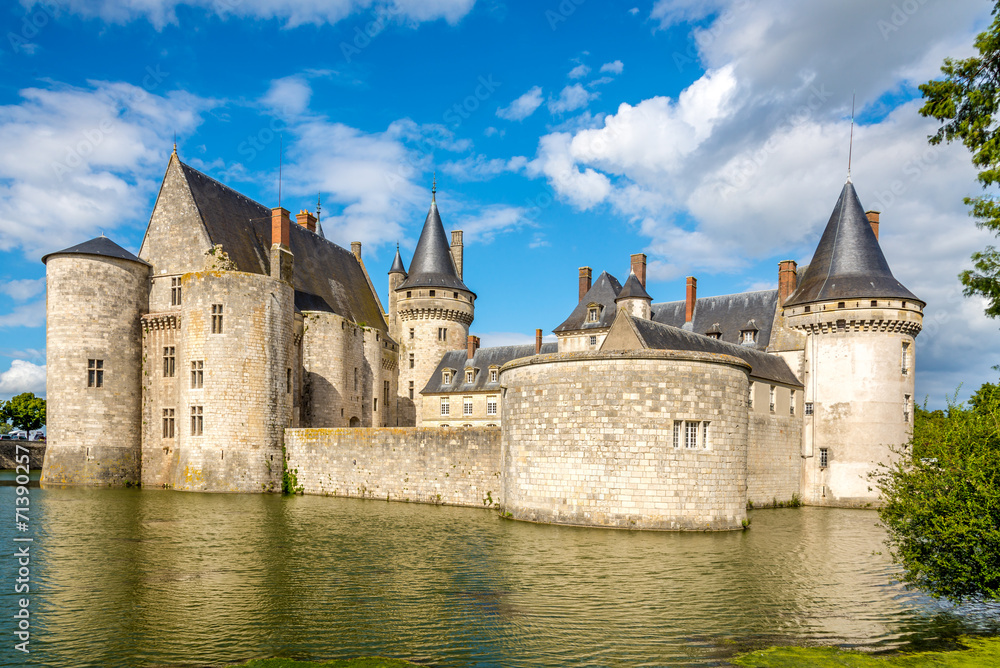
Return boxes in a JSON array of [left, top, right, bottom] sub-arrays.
[[406, 291, 412, 298], [590, 335, 597, 346], [429, 290, 436, 297], [871, 300, 878, 307], [837, 301, 846, 309], [805, 402, 814, 416], [453, 292, 458, 298], [87, 359, 104, 388]]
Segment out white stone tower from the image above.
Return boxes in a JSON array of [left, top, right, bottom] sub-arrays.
[[391, 186, 475, 425], [781, 181, 924, 506], [41, 237, 150, 486]]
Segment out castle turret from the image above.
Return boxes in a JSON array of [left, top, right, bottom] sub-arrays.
[[387, 244, 407, 344], [782, 180, 924, 507], [394, 187, 475, 425], [41, 237, 150, 486], [615, 271, 652, 320]]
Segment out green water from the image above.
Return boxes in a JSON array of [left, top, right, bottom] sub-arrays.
[[0, 487, 995, 667]]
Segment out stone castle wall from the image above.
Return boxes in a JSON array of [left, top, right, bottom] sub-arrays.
[[42, 254, 149, 487], [300, 311, 367, 428], [746, 412, 802, 506], [284, 427, 501, 506], [500, 351, 750, 531]]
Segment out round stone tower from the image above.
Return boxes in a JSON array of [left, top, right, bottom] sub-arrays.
[[41, 237, 150, 486], [782, 181, 924, 507], [393, 188, 475, 425]]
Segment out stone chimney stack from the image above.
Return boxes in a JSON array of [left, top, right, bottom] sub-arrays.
[[271, 207, 291, 248], [866, 210, 880, 240], [467, 335, 480, 360], [296, 210, 317, 233], [535, 328, 542, 354], [685, 276, 697, 323], [778, 260, 798, 305], [451, 230, 464, 280], [630, 253, 647, 288], [579, 267, 592, 302], [351, 241, 362, 262]]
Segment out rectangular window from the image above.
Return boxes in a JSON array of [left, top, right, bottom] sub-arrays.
[[871, 300, 878, 307], [162, 408, 175, 438], [588, 307, 599, 322], [354, 367, 358, 391], [466, 369, 475, 383], [211, 304, 224, 334], [190, 406, 203, 436], [901, 341, 910, 375], [769, 385, 775, 413], [374, 397, 378, 412], [590, 335, 597, 346], [440, 397, 450, 416], [438, 327, 448, 341], [819, 448, 828, 468], [703, 421, 709, 448], [673, 422, 680, 448], [805, 402, 814, 416], [463, 396, 473, 416], [748, 381, 754, 409], [409, 381, 414, 400], [406, 291, 412, 298], [685, 421, 698, 449], [904, 394, 911, 423], [429, 290, 435, 297], [789, 390, 795, 415], [384, 381, 390, 412], [163, 346, 175, 377], [409, 328, 414, 340], [409, 353, 414, 369], [443, 370, 452, 384], [170, 277, 182, 306], [287, 368, 292, 394], [489, 368, 498, 382], [87, 359, 104, 388], [487, 396, 497, 415], [190, 360, 204, 389]]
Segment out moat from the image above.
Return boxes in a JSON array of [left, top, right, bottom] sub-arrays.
[[1, 486, 996, 667]]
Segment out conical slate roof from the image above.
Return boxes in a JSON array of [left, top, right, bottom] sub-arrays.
[[397, 198, 470, 292], [784, 181, 921, 307], [42, 236, 149, 266], [389, 245, 407, 275], [615, 271, 652, 302]]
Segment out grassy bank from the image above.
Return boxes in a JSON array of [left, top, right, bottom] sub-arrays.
[[732, 636, 1000, 667]]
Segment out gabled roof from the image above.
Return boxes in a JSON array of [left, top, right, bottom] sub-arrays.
[[606, 312, 801, 386], [397, 197, 471, 293], [554, 271, 623, 332], [650, 289, 778, 351], [168, 159, 388, 331], [422, 342, 558, 394], [785, 181, 921, 307], [615, 272, 652, 302], [42, 235, 150, 266], [389, 245, 407, 275]]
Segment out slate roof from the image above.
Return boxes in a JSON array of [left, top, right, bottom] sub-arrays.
[[389, 245, 407, 275], [785, 181, 922, 307], [624, 315, 801, 386], [178, 161, 388, 331], [650, 289, 778, 351], [42, 236, 150, 266], [397, 198, 471, 293], [616, 272, 652, 302], [422, 342, 558, 395], [554, 271, 624, 332]]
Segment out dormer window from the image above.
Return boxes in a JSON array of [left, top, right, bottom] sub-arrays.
[[489, 367, 498, 383], [442, 369, 453, 385], [740, 319, 758, 345], [465, 368, 476, 384], [587, 304, 602, 323], [706, 323, 722, 340]]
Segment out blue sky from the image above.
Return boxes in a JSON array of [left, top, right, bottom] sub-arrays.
[[0, 0, 995, 407]]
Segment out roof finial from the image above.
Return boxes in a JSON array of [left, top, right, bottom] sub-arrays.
[[432, 171, 436, 202], [316, 192, 321, 223], [172, 131, 177, 155], [847, 92, 855, 183]]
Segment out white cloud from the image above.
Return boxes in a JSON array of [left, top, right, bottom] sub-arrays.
[[525, 133, 611, 210], [0, 301, 45, 328], [454, 205, 528, 244], [0, 278, 44, 301], [0, 360, 46, 397], [496, 86, 544, 121], [262, 75, 312, 118], [28, 0, 478, 29], [547, 84, 597, 115], [600, 60, 624, 75], [568, 64, 591, 79], [0, 80, 210, 258], [440, 154, 526, 181]]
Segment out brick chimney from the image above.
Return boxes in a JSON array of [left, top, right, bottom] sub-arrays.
[[866, 210, 880, 240], [296, 210, 317, 233], [630, 253, 647, 288], [467, 335, 480, 359], [778, 260, 798, 305], [451, 230, 464, 280], [579, 267, 592, 302], [685, 276, 697, 323], [271, 207, 290, 248], [535, 328, 542, 354], [351, 241, 362, 261]]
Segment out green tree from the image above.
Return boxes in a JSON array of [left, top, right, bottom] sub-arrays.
[[919, 4, 1000, 318], [0, 393, 46, 433], [872, 383, 1000, 602]]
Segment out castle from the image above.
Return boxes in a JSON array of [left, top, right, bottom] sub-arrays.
[[40, 149, 924, 528]]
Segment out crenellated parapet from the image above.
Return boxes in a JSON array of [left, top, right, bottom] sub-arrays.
[[397, 305, 475, 326], [141, 312, 181, 332], [784, 299, 923, 337]]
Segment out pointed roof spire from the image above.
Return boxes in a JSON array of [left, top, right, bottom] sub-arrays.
[[784, 181, 922, 307], [432, 171, 437, 203], [389, 242, 407, 275], [397, 188, 471, 293], [615, 270, 652, 302]]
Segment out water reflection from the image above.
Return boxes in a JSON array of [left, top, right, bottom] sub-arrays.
[[0, 488, 994, 667]]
